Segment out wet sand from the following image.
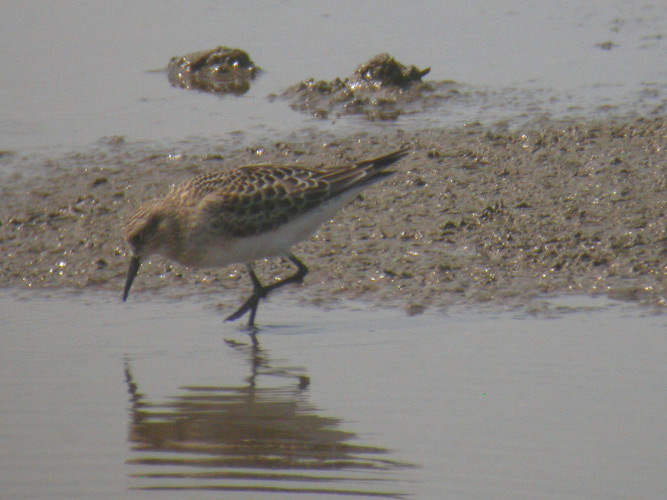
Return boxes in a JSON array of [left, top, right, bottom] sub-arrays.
[[1, 117, 665, 315]]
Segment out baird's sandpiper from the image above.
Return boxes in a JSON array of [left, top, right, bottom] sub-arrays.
[[122, 147, 409, 326]]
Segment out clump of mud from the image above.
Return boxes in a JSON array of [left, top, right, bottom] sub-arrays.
[[168, 46, 260, 96], [281, 54, 449, 120], [351, 53, 431, 88]]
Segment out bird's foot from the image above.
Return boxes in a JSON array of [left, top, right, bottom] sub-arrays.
[[225, 293, 260, 323]]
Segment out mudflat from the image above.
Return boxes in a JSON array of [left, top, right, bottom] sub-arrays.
[[1, 117, 665, 314]]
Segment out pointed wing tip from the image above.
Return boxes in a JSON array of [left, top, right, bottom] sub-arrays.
[[359, 146, 412, 171]]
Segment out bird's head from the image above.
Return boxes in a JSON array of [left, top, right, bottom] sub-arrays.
[[122, 201, 168, 301]]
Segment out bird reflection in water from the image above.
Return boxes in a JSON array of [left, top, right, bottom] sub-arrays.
[[124, 337, 412, 498]]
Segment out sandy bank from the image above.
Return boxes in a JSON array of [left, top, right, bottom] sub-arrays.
[[1, 117, 665, 314]]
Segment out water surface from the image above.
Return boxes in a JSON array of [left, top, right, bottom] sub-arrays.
[[2, 293, 665, 499], [1, 1, 665, 158]]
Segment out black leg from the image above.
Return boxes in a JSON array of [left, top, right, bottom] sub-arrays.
[[225, 254, 309, 327], [225, 264, 262, 325]]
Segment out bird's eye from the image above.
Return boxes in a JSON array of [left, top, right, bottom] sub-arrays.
[[130, 233, 143, 247]]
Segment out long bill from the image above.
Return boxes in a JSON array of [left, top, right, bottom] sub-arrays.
[[122, 256, 142, 302]]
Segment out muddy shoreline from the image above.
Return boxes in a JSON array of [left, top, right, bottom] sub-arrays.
[[1, 117, 665, 315]]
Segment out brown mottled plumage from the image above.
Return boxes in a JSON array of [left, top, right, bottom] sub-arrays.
[[123, 147, 409, 327]]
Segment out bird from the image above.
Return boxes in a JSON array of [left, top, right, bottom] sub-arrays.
[[122, 147, 409, 327]]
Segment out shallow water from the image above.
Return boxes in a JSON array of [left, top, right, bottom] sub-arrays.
[[2, 292, 665, 499], [1, 1, 665, 159]]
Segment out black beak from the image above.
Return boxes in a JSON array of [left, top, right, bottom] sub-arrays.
[[123, 256, 141, 302]]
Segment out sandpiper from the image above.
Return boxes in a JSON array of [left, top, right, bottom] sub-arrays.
[[122, 147, 409, 326]]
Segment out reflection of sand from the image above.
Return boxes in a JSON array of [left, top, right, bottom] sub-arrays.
[[1, 118, 665, 316], [124, 339, 411, 497]]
